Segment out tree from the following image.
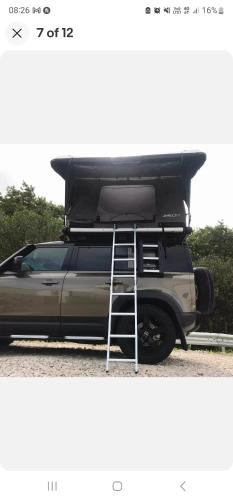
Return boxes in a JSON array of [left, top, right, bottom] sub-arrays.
[[188, 221, 233, 261], [0, 182, 64, 219], [188, 222, 233, 334], [0, 183, 64, 262]]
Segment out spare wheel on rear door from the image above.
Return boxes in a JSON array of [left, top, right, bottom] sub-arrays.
[[194, 267, 215, 315]]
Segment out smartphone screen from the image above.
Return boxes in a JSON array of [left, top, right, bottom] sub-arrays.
[[0, 1, 232, 498]]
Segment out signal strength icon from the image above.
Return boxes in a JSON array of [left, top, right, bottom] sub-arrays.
[[193, 7, 199, 14]]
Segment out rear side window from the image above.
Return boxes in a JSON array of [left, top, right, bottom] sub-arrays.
[[75, 247, 111, 271], [160, 245, 193, 272], [21, 247, 69, 271], [72, 246, 134, 272]]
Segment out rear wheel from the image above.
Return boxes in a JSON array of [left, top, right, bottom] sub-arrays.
[[117, 304, 176, 364]]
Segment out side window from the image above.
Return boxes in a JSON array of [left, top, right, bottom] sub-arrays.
[[21, 247, 69, 272], [114, 246, 134, 270], [160, 245, 193, 272], [73, 246, 134, 272], [75, 247, 111, 271]]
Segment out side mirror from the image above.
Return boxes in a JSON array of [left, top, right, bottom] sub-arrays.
[[13, 255, 23, 272]]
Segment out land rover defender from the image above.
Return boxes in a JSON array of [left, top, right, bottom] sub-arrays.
[[0, 152, 214, 365]]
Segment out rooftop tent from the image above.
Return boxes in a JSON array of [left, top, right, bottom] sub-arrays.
[[51, 152, 206, 227]]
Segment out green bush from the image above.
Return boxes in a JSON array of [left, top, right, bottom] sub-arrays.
[[188, 222, 233, 334], [0, 183, 64, 262]]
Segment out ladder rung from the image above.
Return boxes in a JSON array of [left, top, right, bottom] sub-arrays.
[[114, 243, 134, 246], [143, 269, 160, 273], [108, 359, 136, 363], [143, 256, 159, 260], [112, 292, 135, 296], [113, 274, 135, 277], [114, 258, 134, 261], [111, 312, 135, 316], [110, 335, 136, 338], [143, 244, 159, 247]]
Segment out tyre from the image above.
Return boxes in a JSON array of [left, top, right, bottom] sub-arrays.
[[116, 304, 176, 364], [0, 339, 13, 347], [194, 267, 215, 314]]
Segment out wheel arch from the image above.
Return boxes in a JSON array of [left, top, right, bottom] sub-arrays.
[[112, 291, 188, 349]]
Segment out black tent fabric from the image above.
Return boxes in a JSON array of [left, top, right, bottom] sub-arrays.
[[51, 152, 206, 227]]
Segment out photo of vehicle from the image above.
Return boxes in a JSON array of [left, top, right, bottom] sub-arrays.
[[0, 152, 215, 372]]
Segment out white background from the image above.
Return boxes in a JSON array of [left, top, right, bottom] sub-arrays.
[[0, 379, 232, 471], [0, 51, 233, 144]]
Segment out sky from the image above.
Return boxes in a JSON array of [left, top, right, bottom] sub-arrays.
[[0, 144, 233, 228]]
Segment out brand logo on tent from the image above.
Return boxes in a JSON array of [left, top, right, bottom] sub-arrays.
[[163, 213, 181, 218]]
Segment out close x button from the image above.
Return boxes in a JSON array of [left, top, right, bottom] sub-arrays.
[[12, 27, 22, 38], [7, 24, 29, 44]]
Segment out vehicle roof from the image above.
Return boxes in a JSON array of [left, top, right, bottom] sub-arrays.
[[37, 241, 65, 245]]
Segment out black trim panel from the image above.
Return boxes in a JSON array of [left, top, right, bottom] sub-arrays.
[[61, 317, 106, 336], [177, 312, 196, 332], [0, 317, 60, 335]]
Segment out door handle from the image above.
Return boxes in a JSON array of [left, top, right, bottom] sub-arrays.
[[42, 281, 59, 286]]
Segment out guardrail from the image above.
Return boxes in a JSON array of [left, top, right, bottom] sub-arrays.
[[177, 332, 233, 352]]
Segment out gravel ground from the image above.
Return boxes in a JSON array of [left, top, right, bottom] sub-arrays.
[[0, 340, 232, 376]]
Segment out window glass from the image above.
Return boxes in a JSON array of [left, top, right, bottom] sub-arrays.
[[76, 247, 111, 271], [74, 246, 134, 272], [161, 245, 193, 272], [21, 247, 69, 271], [114, 246, 134, 270]]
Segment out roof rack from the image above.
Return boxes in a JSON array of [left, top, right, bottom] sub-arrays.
[[69, 227, 186, 233]]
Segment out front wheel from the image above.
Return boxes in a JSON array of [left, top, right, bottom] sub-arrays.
[[117, 304, 176, 364]]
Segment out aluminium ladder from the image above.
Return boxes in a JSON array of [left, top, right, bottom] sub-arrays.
[[106, 225, 138, 373]]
